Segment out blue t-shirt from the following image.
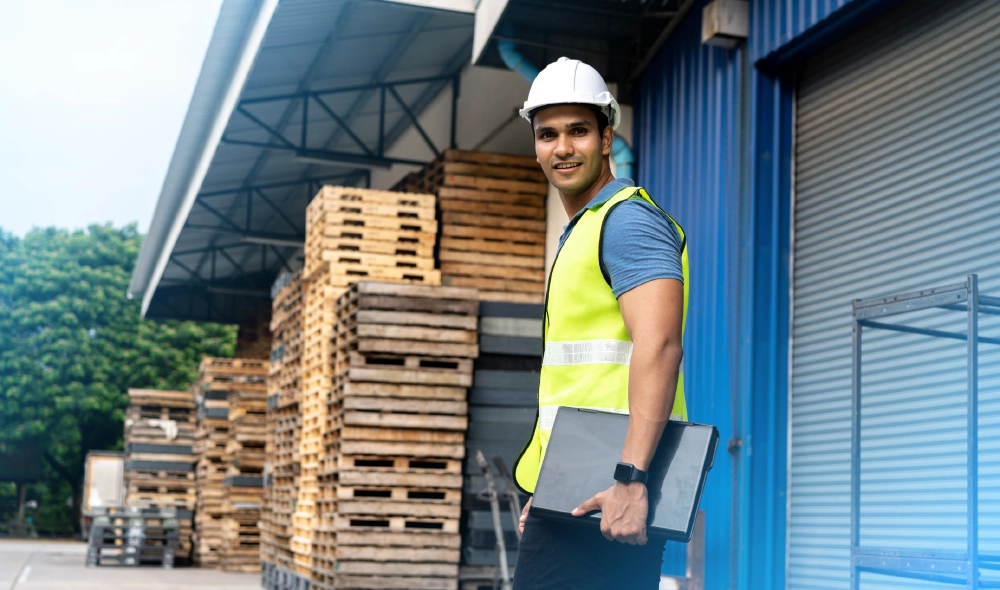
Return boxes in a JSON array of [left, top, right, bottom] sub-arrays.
[[558, 178, 684, 297]]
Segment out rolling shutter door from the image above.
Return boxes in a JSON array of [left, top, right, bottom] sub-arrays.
[[789, 0, 1000, 588]]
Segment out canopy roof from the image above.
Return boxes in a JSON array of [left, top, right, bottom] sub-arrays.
[[129, 0, 474, 323]]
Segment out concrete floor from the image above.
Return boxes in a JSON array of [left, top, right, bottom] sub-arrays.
[[0, 540, 261, 590]]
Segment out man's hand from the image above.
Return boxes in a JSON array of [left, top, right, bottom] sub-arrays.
[[571, 481, 648, 545], [519, 496, 532, 535]]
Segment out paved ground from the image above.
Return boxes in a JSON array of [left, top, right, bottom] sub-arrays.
[[0, 540, 261, 590]]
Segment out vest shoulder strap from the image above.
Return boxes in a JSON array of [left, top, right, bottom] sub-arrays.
[[597, 188, 687, 287]]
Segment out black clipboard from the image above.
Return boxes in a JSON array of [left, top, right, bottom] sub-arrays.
[[529, 407, 719, 542]]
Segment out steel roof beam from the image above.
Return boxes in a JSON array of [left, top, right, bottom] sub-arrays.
[[211, 4, 365, 290], [171, 242, 250, 257], [254, 188, 302, 234], [235, 106, 297, 149], [196, 175, 357, 198], [387, 85, 440, 157], [193, 199, 244, 233], [268, 245, 292, 273], [183, 225, 302, 243], [311, 94, 377, 157], [382, 37, 471, 153], [219, 138, 434, 168], [303, 11, 432, 176], [237, 75, 458, 105], [217, 248, 256, 287]]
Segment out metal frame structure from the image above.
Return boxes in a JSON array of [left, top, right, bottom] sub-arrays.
[[850, 274, 1000, 589], [225, 75, 460, 169], [183, 173, 368, 247]]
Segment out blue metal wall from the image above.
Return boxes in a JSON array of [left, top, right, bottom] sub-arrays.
[[749, 0, 903, 65], [750, 0, 857, 61], [634, 4, 743, 586]]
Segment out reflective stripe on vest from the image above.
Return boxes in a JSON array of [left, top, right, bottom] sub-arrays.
[[542, 339, 633, 366], [538, 406, 683, 430], [512, 185, 690, 494]]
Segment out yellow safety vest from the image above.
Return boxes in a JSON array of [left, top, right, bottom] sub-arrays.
[[513, 185, 690, 494]]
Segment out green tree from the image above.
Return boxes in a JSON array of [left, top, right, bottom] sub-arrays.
[[0, 224, 237, 534]]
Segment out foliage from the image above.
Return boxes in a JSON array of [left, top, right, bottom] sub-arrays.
[[0, 224, 237, 533]]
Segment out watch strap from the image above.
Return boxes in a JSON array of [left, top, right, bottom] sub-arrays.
[[614, 462, 648, 484]]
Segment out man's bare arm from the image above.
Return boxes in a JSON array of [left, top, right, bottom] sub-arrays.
[[619, 277, 684, 471], [571, 278, 684, 545]]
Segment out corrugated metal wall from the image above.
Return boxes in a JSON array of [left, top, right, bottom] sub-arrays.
[[634, 3, 743, 586], [749, 0, 860, 62], [790, 0, 1000, 587]]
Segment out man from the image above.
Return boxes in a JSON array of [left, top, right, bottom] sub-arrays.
[[510, 57, 689, 589]]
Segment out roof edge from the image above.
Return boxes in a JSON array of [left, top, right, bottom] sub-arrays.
[[129, 0, 280, 316]]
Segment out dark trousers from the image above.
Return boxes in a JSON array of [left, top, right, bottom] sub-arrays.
[[512, 512, 666, 590]]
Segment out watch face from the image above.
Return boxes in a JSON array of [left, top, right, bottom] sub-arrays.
[[614, 463, 632, 481]]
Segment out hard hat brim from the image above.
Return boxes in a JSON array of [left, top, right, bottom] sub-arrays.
[[519, 98, 621, 130]]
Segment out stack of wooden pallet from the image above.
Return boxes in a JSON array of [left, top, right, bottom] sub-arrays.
[[196, 358, 269, 573], [291, 185, 446, 584], [192, 364, 233, 568], [123, 389, 197, 563], [191, 358, 268, 569], [262, 271, 305, 579], [310, 281, 479, 590], [290, 271, 338, 581], [303, 185, 439, 287], [393, 149, 548, 304], [86, 507, 182, 568]]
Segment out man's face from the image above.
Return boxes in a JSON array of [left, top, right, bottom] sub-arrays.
[[532, 104, 612, 195]]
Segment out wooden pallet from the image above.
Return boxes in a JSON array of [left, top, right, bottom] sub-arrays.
[[313, 235, 435, 258], [125, 469, 196, 482], [308, 186, 436, 213], [317, 249, 436, 270], [266, 272, 306, 574], [308, 211, 439, 234], [332, 510, 460, 534], [389, 149, 551, 302], [127, 388, 197, 409], [330, 397, 468, 432], [199, 357, 269, 375], [308, 261, 442, 287], [125, 405, 196, 423]]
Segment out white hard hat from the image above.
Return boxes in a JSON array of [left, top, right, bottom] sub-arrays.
[[519, 57, 621, 130]]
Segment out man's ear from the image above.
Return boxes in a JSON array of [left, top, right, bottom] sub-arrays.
[[603, 126, 614, 156]]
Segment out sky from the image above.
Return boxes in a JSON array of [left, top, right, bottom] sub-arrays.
[[0, 0, 223, 237]]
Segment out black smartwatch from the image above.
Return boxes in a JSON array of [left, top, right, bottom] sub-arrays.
[[613, 462, 648, 485]]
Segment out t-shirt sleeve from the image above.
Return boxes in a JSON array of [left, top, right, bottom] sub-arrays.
[[600, 199, 684, 298]]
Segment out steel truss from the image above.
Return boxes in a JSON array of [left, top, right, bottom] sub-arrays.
[[851, 274, 1000, 589], [160, 173, 368, 320], [223, 75, 460, 169]]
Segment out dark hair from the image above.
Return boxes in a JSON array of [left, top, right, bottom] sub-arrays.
[[530, 104, 610, 136]]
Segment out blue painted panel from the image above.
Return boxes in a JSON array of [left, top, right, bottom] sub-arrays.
[[749, 0, 904, 66], [749, 0, 857, 62], [741, 67, 793, 590], [634, 4, 743, 587]]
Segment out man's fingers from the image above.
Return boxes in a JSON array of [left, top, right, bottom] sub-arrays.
[[601, 525, 614, 541], [572, 493, 603, 516]]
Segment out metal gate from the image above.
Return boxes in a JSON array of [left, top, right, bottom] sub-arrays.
[[789, 0, 1000, 587]]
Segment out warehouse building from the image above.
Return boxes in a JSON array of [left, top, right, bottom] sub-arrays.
[[131, 0, 1000, 588]]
